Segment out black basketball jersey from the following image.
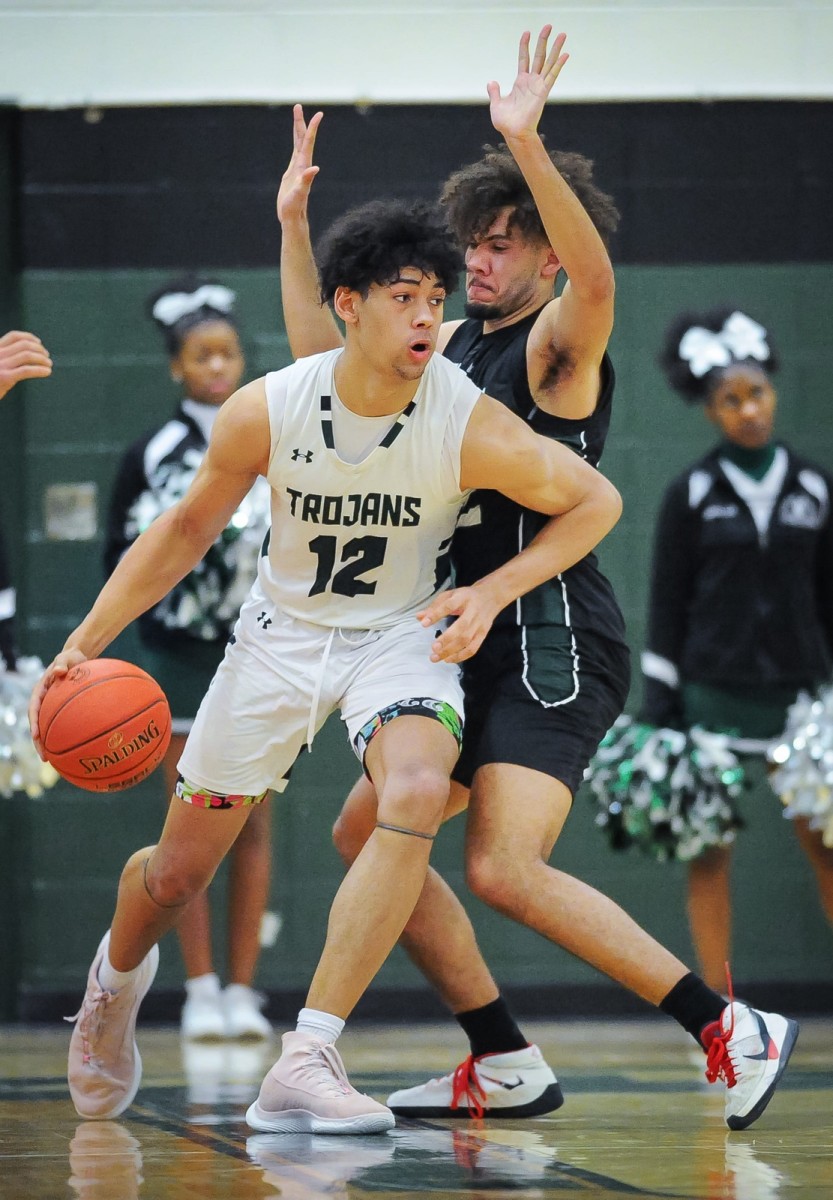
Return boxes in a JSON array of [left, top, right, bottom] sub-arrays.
[[445, 312, 627, 674]]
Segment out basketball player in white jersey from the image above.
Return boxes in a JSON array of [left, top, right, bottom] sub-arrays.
[[30, 198, 621, 1134]]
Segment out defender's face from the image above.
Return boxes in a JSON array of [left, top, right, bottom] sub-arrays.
[[464, 207, 551, 320], [705, 363, 777, 449], [172, 320, 245, 406], [352, 270, 445, 380]]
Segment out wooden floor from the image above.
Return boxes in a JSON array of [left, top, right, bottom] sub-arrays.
[[0, 1016, 831, 1199]]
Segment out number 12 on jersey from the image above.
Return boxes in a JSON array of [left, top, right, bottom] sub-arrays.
[[308, 534, 387, 597]]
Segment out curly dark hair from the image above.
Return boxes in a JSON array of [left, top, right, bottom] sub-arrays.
[[658, 306, 779, 404], [315, 199, 463, 304], [441, 142, 620, 249], [147, 273, 238, 357]]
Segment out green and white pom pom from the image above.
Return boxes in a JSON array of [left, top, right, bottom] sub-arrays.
[[586, 715, 746, 862], [0, 657, 60, 799], [768, 684, 833, 847]]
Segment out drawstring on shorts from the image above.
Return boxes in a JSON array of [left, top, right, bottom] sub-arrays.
[[305, 625, 378, 751]]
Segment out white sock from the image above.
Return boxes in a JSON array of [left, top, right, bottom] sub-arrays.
[[185, 972, 221, 998], [97, 950, 141, 993], [296, 1007, 345, 1045]]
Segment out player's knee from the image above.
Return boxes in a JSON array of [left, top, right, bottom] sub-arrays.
[[466, 849, 521, 916], [145, 850, 211, 908], [377, 763, 450, 834]]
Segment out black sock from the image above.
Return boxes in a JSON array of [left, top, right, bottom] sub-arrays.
[[456, 996, 529, 1058], [660, 973, 726, 1046]]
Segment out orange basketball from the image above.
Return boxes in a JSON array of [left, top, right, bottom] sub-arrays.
[[38, 658, 171, 792]]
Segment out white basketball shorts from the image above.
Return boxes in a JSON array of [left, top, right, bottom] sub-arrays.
[[177, 596, 464, 798]]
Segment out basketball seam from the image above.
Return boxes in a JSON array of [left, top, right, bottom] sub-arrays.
[[43, 697, 168, 756], [40, 670, 154, 735]]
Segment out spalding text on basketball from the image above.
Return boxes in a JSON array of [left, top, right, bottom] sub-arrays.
[[78, 718, 164, 774]]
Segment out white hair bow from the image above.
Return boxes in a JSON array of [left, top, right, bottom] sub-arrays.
[[678, 311, 770, 378], [152, 284, 236, 327]]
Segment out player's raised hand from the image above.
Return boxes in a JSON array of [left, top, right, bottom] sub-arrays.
[[417, 586, 501, 664], [488, 26, 569, 142], [0, 330, 52, 401], [277, 104, 324, 226]]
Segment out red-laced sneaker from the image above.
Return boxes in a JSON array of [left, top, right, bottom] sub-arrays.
[[701, 1001, 799, 1130], [386, 1044, 563, 1119]]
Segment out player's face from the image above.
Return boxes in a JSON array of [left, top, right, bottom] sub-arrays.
[[464, 208, 552, 321], [353, 270, 445, 380], [171, 320, 245, 406], [705, 364, 777, 449]]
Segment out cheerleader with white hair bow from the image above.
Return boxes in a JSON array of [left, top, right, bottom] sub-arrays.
[[104, 277, 274, 1042], [589, 306, 833, 991]]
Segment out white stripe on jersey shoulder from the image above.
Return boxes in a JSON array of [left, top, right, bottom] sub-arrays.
[[641, 650, 680, 689], [688, 469, 713, 509], [144, 419, 190, 479]]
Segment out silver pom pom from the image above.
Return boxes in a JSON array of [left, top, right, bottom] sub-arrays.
[[0, 657, 60, 798], [586, 716, 745, 861], [768, 684, 833, 847]]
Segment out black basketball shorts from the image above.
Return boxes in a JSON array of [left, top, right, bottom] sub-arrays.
[[453, 629, 631, 798]]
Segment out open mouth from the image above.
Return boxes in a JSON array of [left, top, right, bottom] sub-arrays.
[[409, 340, 431, 355]]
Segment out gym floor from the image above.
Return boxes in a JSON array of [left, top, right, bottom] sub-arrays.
[[1, 1016, 830, 1199]]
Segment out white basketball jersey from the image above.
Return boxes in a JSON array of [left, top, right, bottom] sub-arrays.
[[254, 349, 482, 629]]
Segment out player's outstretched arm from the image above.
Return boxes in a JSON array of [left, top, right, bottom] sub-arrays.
[[421, 394, 621, 663], [278, 104, 344, 357], [491, 29, 614, 405], [29, 380, 270, 745], [0, 330, 52, 400]]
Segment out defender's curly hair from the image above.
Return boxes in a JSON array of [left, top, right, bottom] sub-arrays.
[[658, 306, 779, 404], [316, 199, 463, 304], [147, 274, 238, 357], [441, 143, 620, 249]]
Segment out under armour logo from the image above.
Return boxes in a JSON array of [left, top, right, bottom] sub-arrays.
[[257, 611, 273, 630], [292, 448, 313, 463]]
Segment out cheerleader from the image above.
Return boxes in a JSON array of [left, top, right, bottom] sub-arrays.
[[105, 279, 273, 1040], [639, 307, 833, 990]]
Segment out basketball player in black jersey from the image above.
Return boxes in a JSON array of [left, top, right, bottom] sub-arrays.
[[277, 27, 797, 1131]]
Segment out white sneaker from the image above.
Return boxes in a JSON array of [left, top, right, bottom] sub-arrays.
[[702, 1002, 799, 1130], [223, 984, 272, 1041], [246, 1031, 395, 1135], [385, 1044, 563, 1119], [180, 974, 226, 1041]]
